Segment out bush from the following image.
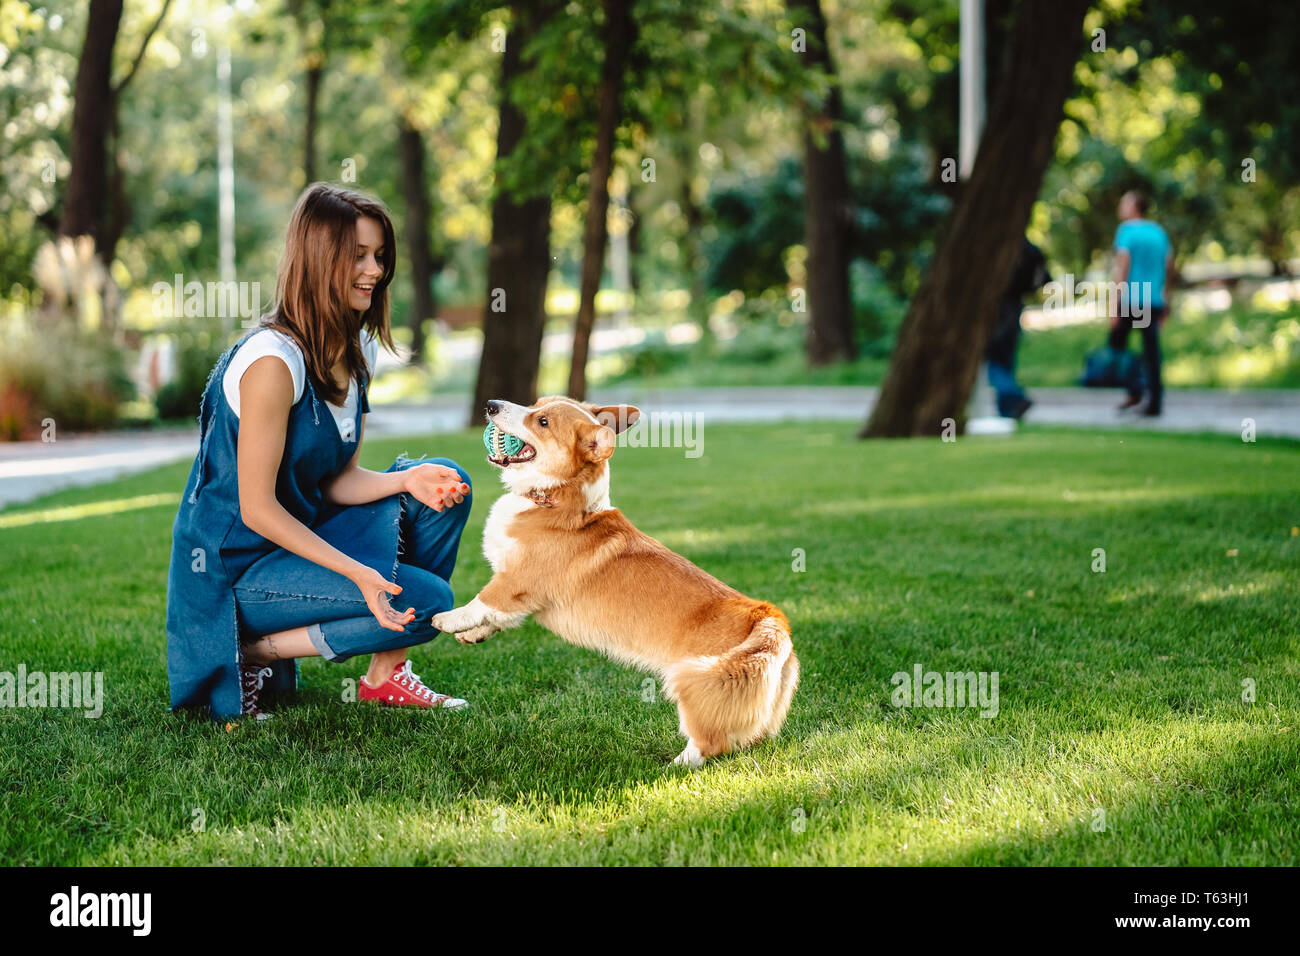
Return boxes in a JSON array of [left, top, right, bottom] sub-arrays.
[[155, 332, 225, 421], [613, 332, 694, 380], [0, 319, 134, 440], [850, 260, 909, 358]]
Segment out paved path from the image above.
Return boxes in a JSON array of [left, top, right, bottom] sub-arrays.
[[2, 386, 1296, 509]]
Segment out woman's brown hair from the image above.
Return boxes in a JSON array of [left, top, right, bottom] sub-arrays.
[[262, 183, 397, 405]]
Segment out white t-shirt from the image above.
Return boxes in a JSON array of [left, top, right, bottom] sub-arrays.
[[222, 328, 378, 443]]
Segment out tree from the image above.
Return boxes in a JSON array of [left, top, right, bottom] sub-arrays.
[[398, 113, 441, 364], [60, 0, 172, 259], [566, 0, 635, 401], [471, 2, 561, 421], [287, 0, 332, 185], [790, 0, 856, 365], [862, 0, 1091, 438], [57, 0, 172, 334], [59, 0, 124, 255]]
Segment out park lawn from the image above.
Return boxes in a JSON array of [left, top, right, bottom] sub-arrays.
[[1, 422, 1297, 866]]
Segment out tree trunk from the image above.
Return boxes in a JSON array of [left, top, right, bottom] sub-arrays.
[[628, 204, 643, 296], [567, 0, 634, 401], [399, 115, 437, 364], [791, 0, 856, 365], [59, 0, 124, 252], [861, 0, 1089, 438], [303, 55, 323, 184], [675, 131, 711, 344], [470, 2, 559, 423]]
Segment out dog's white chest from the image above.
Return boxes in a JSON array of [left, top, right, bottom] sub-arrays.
[[482, 494, 534, 572]]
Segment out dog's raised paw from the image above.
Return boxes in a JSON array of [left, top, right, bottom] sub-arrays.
[[455, 625, 494, 645], [432, 609, 471, 634]]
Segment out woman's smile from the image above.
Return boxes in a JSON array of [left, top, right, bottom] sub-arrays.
[[349, 215, 385, 311]]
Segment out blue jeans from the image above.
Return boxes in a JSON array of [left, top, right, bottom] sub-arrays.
[[232, 458, 472, 663], [987, 360, 1027, 414]]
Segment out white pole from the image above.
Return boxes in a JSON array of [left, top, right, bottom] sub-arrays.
[[217, 40, 236, 333], [959, 0, 985, 180]]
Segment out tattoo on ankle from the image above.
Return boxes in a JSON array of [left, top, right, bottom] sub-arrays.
[[265, 635, 279, 660]]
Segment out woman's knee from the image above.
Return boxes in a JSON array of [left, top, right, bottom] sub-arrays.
[[389, 455, 470, 487], [389, 456, 472, 515], [426, 457, 471, 498]]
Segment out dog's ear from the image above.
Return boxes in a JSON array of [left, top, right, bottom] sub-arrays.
[[580, 423, 617, 462], [589, 404, 641, 435]]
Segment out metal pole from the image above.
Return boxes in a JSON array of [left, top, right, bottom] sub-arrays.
[[217, 40, 236, 334], [959, 0, 985, 180]]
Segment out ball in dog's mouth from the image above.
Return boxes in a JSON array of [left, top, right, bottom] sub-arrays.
[[483, 422, 537, 466]]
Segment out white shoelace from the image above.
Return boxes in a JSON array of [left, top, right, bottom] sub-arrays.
[[241, 664, 274, 716], [396, 660, 441, 701]]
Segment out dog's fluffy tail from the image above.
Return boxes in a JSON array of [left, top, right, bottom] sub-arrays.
[[664, 604, 799, 753]]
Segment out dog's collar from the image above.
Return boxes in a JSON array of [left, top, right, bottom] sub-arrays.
[[525, 488, 557, 508]]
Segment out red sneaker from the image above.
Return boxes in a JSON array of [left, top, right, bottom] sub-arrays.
[[359, 660, 467, 710], [239, 661, 275, 721]]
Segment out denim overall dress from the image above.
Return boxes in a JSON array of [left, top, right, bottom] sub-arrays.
[[165, 328, 405, 720]]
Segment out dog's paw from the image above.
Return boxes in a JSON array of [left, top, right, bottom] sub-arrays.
[[671, 742, 705, 768], [432, 608, 475, 634], [454, 625, 495, 645]]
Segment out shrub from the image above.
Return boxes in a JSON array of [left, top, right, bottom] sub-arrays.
[[0, 318, 134, 440], [155, 332, 225, 421]]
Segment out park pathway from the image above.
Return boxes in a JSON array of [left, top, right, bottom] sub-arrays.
[[1, 385, 1296, 509]]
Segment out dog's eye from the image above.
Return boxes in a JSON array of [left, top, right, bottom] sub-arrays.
[[538, 416, 548, 428]]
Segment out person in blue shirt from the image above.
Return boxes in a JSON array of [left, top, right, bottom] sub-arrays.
[[1108, 191, 1176, 415]]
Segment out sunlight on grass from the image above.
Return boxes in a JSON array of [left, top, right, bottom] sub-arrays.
[[3, 424, 1297, 865], [800, 482, 1223, 519], [0, 492, 179, 529], [85, 711, 1294, 866]]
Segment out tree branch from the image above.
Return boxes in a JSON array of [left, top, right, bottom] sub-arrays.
[[112, 0, 175, 97]]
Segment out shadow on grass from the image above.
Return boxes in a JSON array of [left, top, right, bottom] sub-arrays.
[[2, 424, 1297, 864]]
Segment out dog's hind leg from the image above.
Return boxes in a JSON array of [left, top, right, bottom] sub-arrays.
[[671, 738, 705, 768], [669, 692, 733, 767], [757, 650, 800, 742]]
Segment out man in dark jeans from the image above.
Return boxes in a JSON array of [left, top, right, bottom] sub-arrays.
[[986, 238, 1050, 419], [1109, 191, 1176, 416]]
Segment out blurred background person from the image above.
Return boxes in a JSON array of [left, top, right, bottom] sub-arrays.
[[986, 238, 1050, 420], [1109, 191, 1176, 416]]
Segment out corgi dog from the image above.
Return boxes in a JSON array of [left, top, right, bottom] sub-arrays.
[[431, 396, 799, 766]]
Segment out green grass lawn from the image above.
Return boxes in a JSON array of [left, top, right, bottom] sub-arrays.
[[2, 423, 1297, 865]]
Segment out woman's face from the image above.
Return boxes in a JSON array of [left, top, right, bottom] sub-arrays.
[[348, 216, 385, 312]]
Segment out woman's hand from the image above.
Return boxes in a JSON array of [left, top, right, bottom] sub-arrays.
[[351, 565, 415, 633], [402, 463, 469, 513]]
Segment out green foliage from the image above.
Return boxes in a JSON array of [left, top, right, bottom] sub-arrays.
[[153, 331, 226, 422], [0, 318, 134, 439], [849, 259, 908, 357], [703, 146, 946, 303], [5, 0, 1298, 437], [705, 156, 805, 296]]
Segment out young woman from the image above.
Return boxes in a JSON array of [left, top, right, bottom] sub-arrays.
[[166, 183, 472, 721]]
